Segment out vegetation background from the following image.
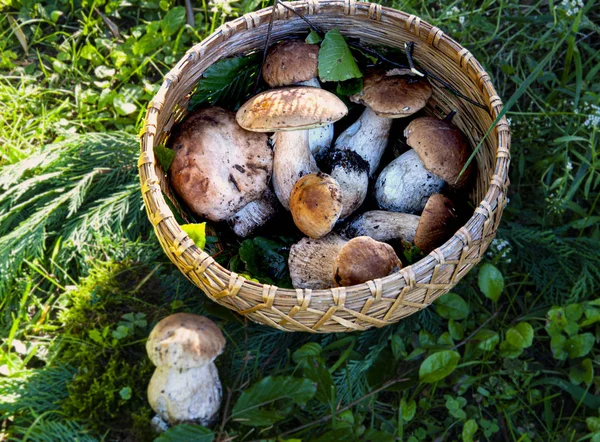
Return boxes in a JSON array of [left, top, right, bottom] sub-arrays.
[[0, 0, 599, 440]]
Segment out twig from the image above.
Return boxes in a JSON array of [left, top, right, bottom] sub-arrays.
[[451, 309, 500, 351], [185, 0, 195, 28], [253, 0, 279, 93], [276, 1, 324, 34]]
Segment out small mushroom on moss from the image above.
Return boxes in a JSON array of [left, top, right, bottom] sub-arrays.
[[334, 69, 432, 175], [169, 107, 275, 231], [289, 234, 401, 289], [146, 313, 225, 427], [343, 194, 458, 253], [289, 172, 343, 238]]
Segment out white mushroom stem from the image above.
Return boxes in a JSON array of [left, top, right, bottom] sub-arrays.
[[288, 234, 346, 289], [375, 149, 445, 214], [272, 130, 318, 210], [324, 150, 369, 219], [343, 210, 421, 243], [227, 187, 279, 237], [297, 78, 334, 159], [334, 106, 393, 176], [147, 362, 222, 426]]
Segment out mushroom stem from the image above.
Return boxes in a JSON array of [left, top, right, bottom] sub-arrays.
[[297, 78, 334, 159], [375, 149, 445, 213], [272, 130, 318, 210], [323, 149, 369, 219], [289, 235, 401, 289], [343, 210, 420, 243], [227, 187, 279, 237], [334, 106, 393, 176]]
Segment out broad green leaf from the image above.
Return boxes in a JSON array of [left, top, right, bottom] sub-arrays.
[[550, 334, 568, 360], [155, 424, 214, 442], [181, 223, 207, 250], [188, 54, 260, 110], [113, 94, 137, 116], [336, 77, 363, 95], [437, 332, 454, 346], [391, 334, 406, 359], [462, 419, 478, 442], [587, 417, 600, 432], [401, 398, 416, 422], [303, 356, 335, 405], [133, 31, 163, 56], [565, 333, 595, 358], [162, 6, 186, 36], [435, 293, 470, 319], [478, 263, 504, 302], [531, 377, 600, 409], [231, 376, 316, 426], [306, 30, 322, 44], [318, 28, 362, 82], [363, 429, 395, 442], [581, 306, 600, 327], [473, 329, 499, 351], [565, 303, 583, 322], [419, 350, 460, 383], [88, 329, 103, 344], [293, 343, 323, 363], [546, 307, 568, 336], [506, 322, 534, 349], [499, 340, 523, 359], [154, 145, 176, 172], [449, 319, 464, 340], [239, 237, 291, 287], [569, 358, 594, 386]]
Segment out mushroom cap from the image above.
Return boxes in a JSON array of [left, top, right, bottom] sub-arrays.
[[404, 116, 472, 188], [289, 234, 347, 289], [290, 172, 343, 239], [262, 40, 319, 87], [333, 236, 402, 287], [414, 194, 458, 253], [146, 313, 226, 369], [236, 87, 348, 132], [349, 69, 432, 118], [169, 107, 272, 221]]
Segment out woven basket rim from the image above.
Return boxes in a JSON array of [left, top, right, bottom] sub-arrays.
[[139, 0, 511, 329]]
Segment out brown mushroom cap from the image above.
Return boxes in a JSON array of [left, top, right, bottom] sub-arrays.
[[169, 107, 272, 221], [146, 313, 226, 369], [349, 69, 432, 118], [333, 236, 402, 287], [262, 41, 319, 87], [236, 87, 348, 132], [404, 116, 472, 188], [414, 194, 458, 253], [290, 172, 343, 238]]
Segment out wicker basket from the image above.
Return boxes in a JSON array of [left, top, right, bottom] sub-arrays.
[[138, 0, 511, 333]]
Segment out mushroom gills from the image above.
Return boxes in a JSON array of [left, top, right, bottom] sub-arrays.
[[375, 149, 445, 213], [297, 78, 335, 159]]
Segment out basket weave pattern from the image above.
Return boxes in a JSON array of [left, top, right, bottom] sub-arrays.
[[139, 0, 511, 333]]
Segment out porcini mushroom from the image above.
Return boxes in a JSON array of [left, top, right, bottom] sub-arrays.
[[169, 107, 274, 225], [262, 40, 334, 158], [404, 113, 473, 188], [236, 87, 347, 209], [375, 113, 472, 213], [334, 69, 432, 175], [288, 234, 402, 289], [227, 187, 279, 237], [322, 149, 369, 219], [289, 172, 343, 238], [146, 313, 225, 427], [343, 194, 458, 253]]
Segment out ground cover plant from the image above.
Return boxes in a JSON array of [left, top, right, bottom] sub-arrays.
[[1, 0, 599, 440]]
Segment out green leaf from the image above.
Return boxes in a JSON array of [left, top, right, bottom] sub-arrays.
[[162, 6, 186, 36], [565, 303, 584, 322], [391, 334, 406, 359], [88, 329, 103, 344], [119, 386, 132, 400], [188, 54, 260, 110], [499, 340, 523, 359], [565, 333, 595, 358], [336, 77, 363, 95], [363, 429, 395, 442], [448, 319, 464, 340], [306, 30, 322, 44], [569, 358, 594, 386], [550, 334, 568, 360], [587, 417, 600, 432], [238, 237, 291, 287], [181, 223, 207, 250], [113, 94, 137, 116], [293, 343, 323, 363], [419, 350, 460, 383], [506, 322, 534, 349], [155, 424, 214, 442], [462, 419, 478, 442], [318, 28, 362, 82], [154, 144, 176, 172], [478, 263, 504, 302], [435, 293, 470, 319], [303, 356, 335, 405], [401, 398, 416, 422], [231, 376, 316, 426], [133, 31, 163, 56], [531, 377, 600, 409], [473, 329, 500, 351]]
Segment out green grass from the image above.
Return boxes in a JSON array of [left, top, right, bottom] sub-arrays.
[[0, 0, 599, 441]]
